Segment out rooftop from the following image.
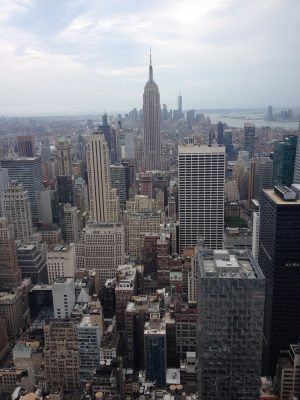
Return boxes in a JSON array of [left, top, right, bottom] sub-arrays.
[[48, 244, 73, 252], [264, 188, 300, 205], [144, 319, 166, 335], [178, 144, 225, 154], [199, 249, 264, 280], [53, 277, 73, 284]]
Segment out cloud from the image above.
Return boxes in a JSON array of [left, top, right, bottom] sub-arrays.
[[0, 0, 300, 114]]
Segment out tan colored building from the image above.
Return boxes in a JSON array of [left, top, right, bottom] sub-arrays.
[[0, 217, 22, 290], [0, 288, 29, 339], [56, 136, 72, 176], [127, 211, 162, 260], [37, 225, 62, 245], [1, 181, 33, 241], [47, 244, 76, 284], [43, 319, 79, 390], [75, 222, 125, 293], [86, 131, 119, 222]]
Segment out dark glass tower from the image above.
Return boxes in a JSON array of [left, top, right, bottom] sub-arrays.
[[272, 135, 298, 187], [258, 186, 300, 375], [244, 123, 256, 158]]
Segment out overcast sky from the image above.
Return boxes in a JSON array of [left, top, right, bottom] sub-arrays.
[[1, 0, 300, 115]]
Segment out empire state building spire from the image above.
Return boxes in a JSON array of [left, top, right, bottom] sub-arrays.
[[149, 49, 153, 82], [143, 52, 161, 171]]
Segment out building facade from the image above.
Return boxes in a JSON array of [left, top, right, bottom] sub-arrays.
[[43, 319, 79, 390], [75, 222, 125, 292], [86, 131, 119, 222], [0, 157, 43, 225], [1, 181, 33, 241], [258, 186, 300, 375], [0, 217, 22, 290], [198, 249, 265, 400], [272, 135, 298, 188], [178, 144, 225, 252], [143, 55, 161, 171]]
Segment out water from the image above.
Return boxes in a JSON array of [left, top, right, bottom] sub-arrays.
[[198, 109, 300, 130]]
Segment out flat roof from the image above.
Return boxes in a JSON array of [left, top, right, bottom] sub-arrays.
[[199, 249, 264, 280], [178, 144, 225, 154], [264, 189, 300, 205]]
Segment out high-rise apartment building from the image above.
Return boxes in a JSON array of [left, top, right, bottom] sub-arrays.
[[86, 130, 119, 222], [259, 186, 300, 375], [56, 136, 72, 176], [143, 54, 161, 171], [75, 222, 125, 292], [0, 217, 22, 290], [1, 181, 33, 241], [17, 136, 34, 157], [47, 244, 76, 284], [198, 249, 265, 400], [244, 123, 256, 157], [0, 157, 43, 225], [43, 319, 79, 390], [178, 144, 225, 252], [273, 135, 298, 187]]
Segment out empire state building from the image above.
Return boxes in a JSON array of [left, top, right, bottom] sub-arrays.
[[143, 54, 161, 171]]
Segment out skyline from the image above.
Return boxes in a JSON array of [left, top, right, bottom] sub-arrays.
[[1, 0, 300, 114]]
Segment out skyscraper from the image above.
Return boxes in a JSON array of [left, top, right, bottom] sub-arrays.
[[56, 136, 72, 176], [294, 137, 300, 184], [1, 181, 33, 241], [17, 136, 34, 157], [259, 186, 300, 375], [198, 249, 265, 400], [0, 217, 22, 290], [244, 123, 256, 158], [178, 144, 225, 252], [143, 53, 161, 171], [86, 130, 119, 222], [272, 135, 298, 187], [178, 92, 183, 118], [0, 157, 43, 225], [217, 122, 224, 145]]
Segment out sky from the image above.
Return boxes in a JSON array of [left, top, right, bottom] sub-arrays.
[[0, 0, 300, 115]]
